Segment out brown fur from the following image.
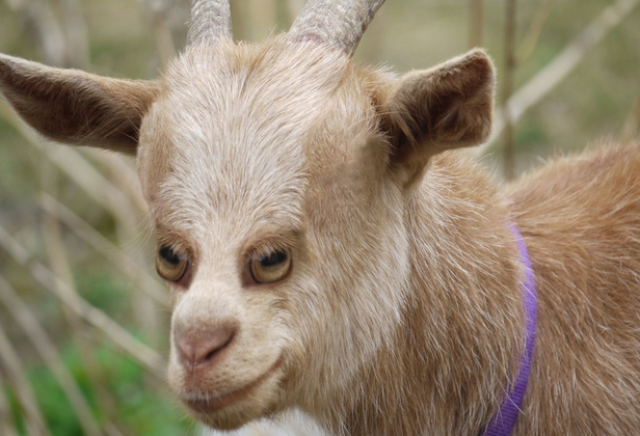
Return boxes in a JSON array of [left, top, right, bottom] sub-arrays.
[[2, 22, 640, 436], [507, 144, 640, 435]]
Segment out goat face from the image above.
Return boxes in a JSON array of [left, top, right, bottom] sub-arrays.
[[138, 39, 411, 429]]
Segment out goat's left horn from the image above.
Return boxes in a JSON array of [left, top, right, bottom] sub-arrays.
[[288, 0, 386, 56], [188, 0, 232, 46]]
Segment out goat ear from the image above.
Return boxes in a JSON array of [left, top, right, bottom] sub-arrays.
[[380, 49, 495, 187], [0, 53, 159, 156]]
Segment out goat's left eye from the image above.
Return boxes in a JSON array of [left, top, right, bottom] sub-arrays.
[[156, 245, 189, 283], [249, 249, 291, 284]]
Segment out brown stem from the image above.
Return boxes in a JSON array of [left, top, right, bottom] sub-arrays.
[[468, 0, 483, 49], [0, 275, 104, 436], [515, 0, 554, 65], [0, 223, 167, 379], [478, 0, 640, 155], [0, 326, 52, 436], [502, 0, 517, 180], [621, 90, 640, 143]]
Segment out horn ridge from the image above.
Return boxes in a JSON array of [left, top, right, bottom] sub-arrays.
[[288, 0, 386, 56], [188, 0, 232, 46]]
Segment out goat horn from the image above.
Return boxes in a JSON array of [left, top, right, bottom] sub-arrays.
[[288, 0, 386, 56], [188, 0, 232, 46]]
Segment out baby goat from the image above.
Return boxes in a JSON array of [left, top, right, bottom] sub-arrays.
[[2, 0, 640, 435]]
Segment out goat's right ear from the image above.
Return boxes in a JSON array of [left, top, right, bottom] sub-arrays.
[[0, 53, 159, 156]]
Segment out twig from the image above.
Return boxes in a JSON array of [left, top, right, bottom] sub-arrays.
[[0, 100, 140, 230], [20, 0, 68, 66], [514, 0, 555, 65], [0, 275, 104, 436], [79, 149, 166, 346], [501, 0, 517, 180], [11, 0, 88, 67], [5, 0, 27, 11], [0, 372, 19, 436], [621, 90, 640, 143], [46, 145, 140, 230], [58, 0, 91, 68], [0, 325, 52, 436], [139, 0, 177, 65], [477, 0, 640, 156], [40, 193, 167, 307], [83, 149, 148, 219], [0, 223, 167, 379], [152, 11, 177, 65], [39, 162, 134, 434], [41, 181, 166, 348], [468, 0, 483, 49]]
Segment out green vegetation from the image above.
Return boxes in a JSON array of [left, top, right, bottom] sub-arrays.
[[4, 342, 193, 436]]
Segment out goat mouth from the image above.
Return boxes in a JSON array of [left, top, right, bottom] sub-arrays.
[[183, 356, 283, 414]]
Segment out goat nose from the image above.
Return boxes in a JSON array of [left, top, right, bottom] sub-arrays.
[[175, 324, 236, 371]]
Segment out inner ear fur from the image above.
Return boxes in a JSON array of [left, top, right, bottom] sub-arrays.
[[0, 53, 159, 155], [380, 49, 495, 177]]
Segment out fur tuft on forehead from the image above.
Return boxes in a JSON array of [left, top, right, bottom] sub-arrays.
[[137, 38, 356, 234]]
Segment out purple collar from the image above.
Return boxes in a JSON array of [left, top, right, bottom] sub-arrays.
[[482, 224, 537, 436]]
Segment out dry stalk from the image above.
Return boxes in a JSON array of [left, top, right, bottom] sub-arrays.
[[19, 0, 67, 66], [0, 223, 167, 379], [478, 0, 640, 156], [38, 166, 131, 433], [40, 194, 167, 307], [82, 152, 165, 347], [621, 90, 640, 143], [5, 0, 27, 11], [10, 0, 89, 67], [58, 0, 90, 68], [468, 0, 483, 49], [79, 148, 165, 343], [0, 100, 140, 230], [139, 0, 177, 65], [46, 145, 140, 230], [515, 0, 555, 65], [0, 371, 19, 436], [0, 275, 104, 436], [0, 325, 52, 436], [501, 0, 517, 180]]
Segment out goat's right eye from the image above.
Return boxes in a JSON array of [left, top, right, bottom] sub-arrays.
[[156, 245, 189, 282]]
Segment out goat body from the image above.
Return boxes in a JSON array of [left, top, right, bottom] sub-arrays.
[[1, 1, 640, 435]]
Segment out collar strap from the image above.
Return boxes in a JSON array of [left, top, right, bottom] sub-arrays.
[[482, 224, 537, 436]]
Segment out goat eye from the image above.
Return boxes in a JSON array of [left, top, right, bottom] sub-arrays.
[[156, 245, 188, 282], [249, 249, 291, 284]]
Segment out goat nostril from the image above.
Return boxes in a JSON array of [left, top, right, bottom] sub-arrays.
[[203, 332, 234, 362], [177, 325, 236, 370]]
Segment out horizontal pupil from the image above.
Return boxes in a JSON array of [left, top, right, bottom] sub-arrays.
[[260, 251, 287, 267], [159, 246, 181, 265]]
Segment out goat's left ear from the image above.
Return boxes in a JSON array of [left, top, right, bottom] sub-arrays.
[[380, 49, 495, 187], [0, 53, 159, 156]]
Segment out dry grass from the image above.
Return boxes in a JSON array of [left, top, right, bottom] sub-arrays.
[[0, 0, 638, 434]]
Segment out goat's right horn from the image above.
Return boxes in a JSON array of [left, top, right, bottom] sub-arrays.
[[288, 0, 386, 56], [187, 0, 232, 47]]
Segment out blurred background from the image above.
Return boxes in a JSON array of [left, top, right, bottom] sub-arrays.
[[0, 0, 638, 435]]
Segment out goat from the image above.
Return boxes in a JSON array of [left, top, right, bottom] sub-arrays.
[[2, 0, 640, 435]]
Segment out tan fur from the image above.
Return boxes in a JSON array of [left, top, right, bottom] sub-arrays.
[[2, 16, 640, 436], [0, 53, 158, 154]]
